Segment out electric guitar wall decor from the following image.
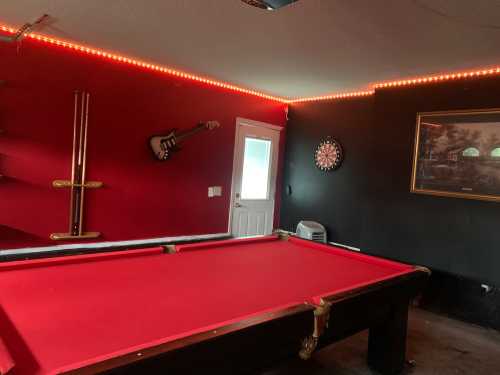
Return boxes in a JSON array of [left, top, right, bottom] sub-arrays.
[[149, 121, 220, 161]]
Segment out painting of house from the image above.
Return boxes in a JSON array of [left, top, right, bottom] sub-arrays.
[[412, 110, 500, 201]]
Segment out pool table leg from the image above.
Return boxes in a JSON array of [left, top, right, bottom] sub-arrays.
[[367, 300, 409, 375]]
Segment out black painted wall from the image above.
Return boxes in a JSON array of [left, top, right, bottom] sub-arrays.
[[281, 77, 500, 287], [420, 270, 500, 331]]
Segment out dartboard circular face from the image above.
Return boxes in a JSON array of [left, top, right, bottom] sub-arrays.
[[314, 138, 343, 171]]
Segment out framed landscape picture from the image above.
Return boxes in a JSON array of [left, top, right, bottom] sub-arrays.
[[411, 109, 500, 202]]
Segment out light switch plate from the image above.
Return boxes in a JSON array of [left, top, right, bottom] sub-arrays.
[[208, 186, 222, 198]]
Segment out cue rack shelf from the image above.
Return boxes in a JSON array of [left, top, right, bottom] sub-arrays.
[[50, 91, 103, 241]]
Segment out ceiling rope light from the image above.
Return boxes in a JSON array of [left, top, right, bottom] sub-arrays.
[[2, 23, 500, 104]]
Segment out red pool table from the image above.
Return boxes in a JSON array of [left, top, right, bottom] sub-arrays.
[[0, 234, 429, 375]]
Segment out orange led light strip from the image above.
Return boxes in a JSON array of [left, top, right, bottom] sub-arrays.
[[375, 67, 500, 89], [292, 66, 500, 102], [3, 23, 500, 104], [0, 24, 288, 103], [288, 90, 374, 103]]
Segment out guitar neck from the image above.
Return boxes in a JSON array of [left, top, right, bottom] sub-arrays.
[[175, 124, 206, 142]]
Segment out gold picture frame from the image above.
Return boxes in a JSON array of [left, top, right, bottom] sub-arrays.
[[411, 108, 500, 202]]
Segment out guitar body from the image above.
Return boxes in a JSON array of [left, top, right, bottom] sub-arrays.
[[149, 130, 178, 161], [149, 121, 220, 161]]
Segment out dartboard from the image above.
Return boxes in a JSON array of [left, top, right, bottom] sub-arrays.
[[314, 138, 343, 171]]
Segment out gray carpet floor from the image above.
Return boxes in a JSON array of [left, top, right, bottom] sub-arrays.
[[260, 308, 500, 375]]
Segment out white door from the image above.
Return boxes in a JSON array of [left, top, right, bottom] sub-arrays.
[[230, 118, 281, 237]]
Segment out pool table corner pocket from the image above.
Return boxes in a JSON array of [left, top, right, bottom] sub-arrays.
[[298, 299, 331, 360]]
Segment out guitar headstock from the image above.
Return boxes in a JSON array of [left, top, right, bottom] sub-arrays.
[[205, 121, 220, 130]]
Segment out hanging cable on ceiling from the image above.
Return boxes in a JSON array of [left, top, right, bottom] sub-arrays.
[[0, 14, 50, 44]]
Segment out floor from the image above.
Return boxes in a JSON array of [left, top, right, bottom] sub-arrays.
[[260, 308, 500, 375]]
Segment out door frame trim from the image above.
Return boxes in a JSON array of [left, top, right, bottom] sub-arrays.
[[235, 117, 284, 132], [228, 117, 283, 235]]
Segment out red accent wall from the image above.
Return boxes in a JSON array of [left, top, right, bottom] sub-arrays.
[[0, 38, 286, 249]]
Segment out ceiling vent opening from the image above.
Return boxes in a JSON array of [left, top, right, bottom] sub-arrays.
[[241, 0, 298, 11]]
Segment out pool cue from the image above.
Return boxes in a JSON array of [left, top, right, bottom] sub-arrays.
[[51, 91, 103, 240], [69, 91, 82, 236], [70, 92, 88, 236]]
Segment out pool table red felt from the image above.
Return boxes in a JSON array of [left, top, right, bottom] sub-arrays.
[[0, 235, 415, 375]]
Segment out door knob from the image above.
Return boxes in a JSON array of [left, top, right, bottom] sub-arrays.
[[235, 202, 243, 208]]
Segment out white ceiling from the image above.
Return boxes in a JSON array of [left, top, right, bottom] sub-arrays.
[[2, 0, 500, 99]]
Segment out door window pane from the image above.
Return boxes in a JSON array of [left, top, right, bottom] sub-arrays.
[[241, 137, 271, 199]]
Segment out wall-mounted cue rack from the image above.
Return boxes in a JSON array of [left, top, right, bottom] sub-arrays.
[[51, 91, 103, 240]]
